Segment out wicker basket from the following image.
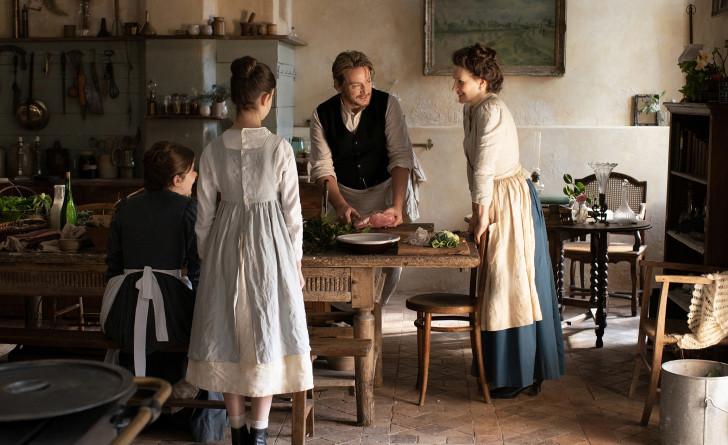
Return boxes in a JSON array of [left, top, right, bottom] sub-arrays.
[[85, 226, 110, 253]]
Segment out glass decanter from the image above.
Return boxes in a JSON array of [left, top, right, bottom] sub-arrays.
[[588, 162, 617, 223], [614, 179, 637, 223]]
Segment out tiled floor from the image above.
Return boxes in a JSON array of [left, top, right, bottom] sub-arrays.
[[136, 291, 662, 445]]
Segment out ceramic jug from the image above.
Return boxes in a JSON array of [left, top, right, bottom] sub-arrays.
[[98, 153, 117, 179]]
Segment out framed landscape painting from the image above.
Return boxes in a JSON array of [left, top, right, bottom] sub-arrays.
[[424, 0, 566, 76]]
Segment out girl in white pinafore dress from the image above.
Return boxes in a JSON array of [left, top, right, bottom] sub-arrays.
[[186, 56, 313, 445]]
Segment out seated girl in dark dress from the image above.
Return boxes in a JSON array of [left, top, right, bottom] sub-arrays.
[[101, 141, 224, 441]]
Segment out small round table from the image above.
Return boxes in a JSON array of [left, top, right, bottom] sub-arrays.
[[546, 220, 652, 348]]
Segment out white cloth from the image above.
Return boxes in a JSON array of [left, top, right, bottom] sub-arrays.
[[187, 127, 312, 396], [197, 128, 303, 261], [463, 93, 520, 209], [675, 272, 728, 349], [100, 267, 190, 376], [480, 169, 541, 331], [463, 95, 541, 331], [186, 248, 313, 396]]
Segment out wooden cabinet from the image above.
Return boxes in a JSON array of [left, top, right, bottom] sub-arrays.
[[664, 103, 728, 266]]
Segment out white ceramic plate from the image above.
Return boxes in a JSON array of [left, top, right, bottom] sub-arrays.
[[336, 233, 401, 245]]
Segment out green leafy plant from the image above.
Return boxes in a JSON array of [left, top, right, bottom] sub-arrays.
[[562, 174, 590, 206], [0, 194, 51, 222], [639, 91, 665, 114], [303, 215, 368, 253], [679, 48, 727, 102], [197, 84, 230, 105]]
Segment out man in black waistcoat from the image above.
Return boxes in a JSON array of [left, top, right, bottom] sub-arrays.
[[310, 50, 414, 304]]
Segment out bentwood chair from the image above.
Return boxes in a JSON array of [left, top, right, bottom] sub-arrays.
[[405, 239, 490, 405], [628, 260, 728, 426], [566, 172, 648, 316]]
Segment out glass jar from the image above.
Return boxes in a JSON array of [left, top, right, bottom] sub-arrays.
[[181, 94, 190, 115], [171, 93, 181, 115], [162, 95, 171, 114], [212, 17, 225, 36]]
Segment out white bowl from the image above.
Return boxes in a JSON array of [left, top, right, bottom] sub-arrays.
[[336, 233, 400, 254]]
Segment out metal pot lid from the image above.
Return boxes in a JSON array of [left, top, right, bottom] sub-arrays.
[[0, 359, 135, 422]]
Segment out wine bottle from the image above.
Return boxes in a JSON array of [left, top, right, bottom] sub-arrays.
[[59, 171, 77, 229]]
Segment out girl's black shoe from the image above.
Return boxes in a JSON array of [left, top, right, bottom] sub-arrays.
[[230, 426, 249, 445], [249, 427, 268, 445]]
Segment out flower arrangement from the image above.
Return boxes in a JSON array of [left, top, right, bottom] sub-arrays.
[[562, 174, 590, 206], [679, 48, 727, 102]]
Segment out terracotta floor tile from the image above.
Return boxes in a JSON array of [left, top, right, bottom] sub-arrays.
[[126, 295, 663, 445]]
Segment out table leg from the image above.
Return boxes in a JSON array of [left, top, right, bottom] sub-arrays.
[[594, 231, 609, 348], [547, 230, 565, 311], [374, 301, 383, 387], [25, 296, 42, 328], [351, 268, 375, 426], [354, 307, 375, 426]]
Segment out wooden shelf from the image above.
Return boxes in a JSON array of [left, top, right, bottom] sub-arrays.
[[670, 170, 708, 185], [0, 34, 307, 46], [145, 114, 226, 121], [0, 36, 142, 43], [145, 34, 307, 46], [666, 230, 705, 255]]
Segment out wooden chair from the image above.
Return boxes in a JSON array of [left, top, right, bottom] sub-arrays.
[[405, 242, 490, 405], [566, 172, 648, 316], [628, 260, 728, 426]]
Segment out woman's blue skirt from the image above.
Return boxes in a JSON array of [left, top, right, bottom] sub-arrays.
[[481, 180, 565, 388]]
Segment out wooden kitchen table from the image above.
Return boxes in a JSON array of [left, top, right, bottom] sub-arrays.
[[302, 240, 480, 425], [0, 233, 480, 426]]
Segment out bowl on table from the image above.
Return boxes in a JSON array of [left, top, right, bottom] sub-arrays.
[[335, 233, 400, 254], [58, 238, 81, 253]]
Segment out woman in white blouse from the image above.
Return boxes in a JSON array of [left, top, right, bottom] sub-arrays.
[[452, 43, 564, 399], [187, 56, 313, 445]]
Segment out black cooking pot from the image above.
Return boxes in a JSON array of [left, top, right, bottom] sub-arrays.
[[0, 359, 137, 444]]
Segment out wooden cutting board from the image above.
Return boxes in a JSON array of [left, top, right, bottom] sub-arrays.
[[372, 223, 469, 255], [397, 237, 470, 256]]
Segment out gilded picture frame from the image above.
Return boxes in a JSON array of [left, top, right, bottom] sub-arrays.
[[424, 0, 566, 76]]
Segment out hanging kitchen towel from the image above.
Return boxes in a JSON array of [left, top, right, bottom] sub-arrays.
[[675, 272, 728, 349]]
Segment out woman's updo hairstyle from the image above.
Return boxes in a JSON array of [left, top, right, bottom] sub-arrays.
[[144, 141, 195, 191], [452, 43, 503, 94], [230, 56, 276, 111]]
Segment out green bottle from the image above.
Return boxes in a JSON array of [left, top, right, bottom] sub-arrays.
[[59, 171, 77, 228]]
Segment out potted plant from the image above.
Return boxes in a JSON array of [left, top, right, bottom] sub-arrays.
[[679, 48, 727, 102], [639, 91, 666, 125], [210, 84, 230, 118], [196, 91, 215, 117], [562, 174, 590, 223]]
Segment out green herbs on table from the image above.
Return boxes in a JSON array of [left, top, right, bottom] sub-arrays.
[[430, 230, 460, 248], [303, 215, 368, 253], [0, 194, 51, 222]]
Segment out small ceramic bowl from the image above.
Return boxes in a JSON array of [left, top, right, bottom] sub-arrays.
[[58, 238, 81, 253]]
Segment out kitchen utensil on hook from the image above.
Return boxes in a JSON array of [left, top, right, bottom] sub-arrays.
[[42, 52, 51, 77], [103, 50, 119, 99], [61, 51, 66, 113], [15, 52, 50, 130], [11, 54, 22, 113], [86, 49, 104, 114]]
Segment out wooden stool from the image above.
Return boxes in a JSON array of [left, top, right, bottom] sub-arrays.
[[405, 266, 490, 405]]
